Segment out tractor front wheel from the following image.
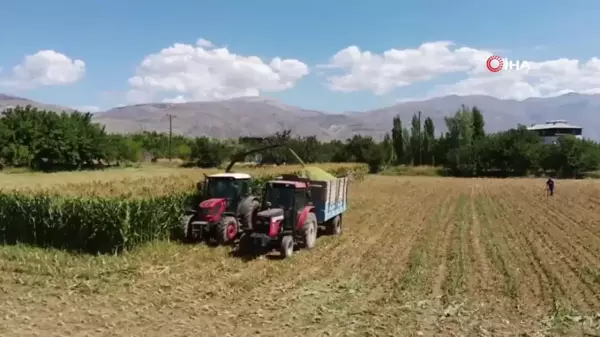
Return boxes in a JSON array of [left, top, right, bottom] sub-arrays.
[[216, 216, 239, 244], [280, 235, 294, 258]]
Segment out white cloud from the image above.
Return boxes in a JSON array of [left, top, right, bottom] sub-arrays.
[[0, 50, 85, 89], [196, 38, 214, 48], [320, 41, 600, 100], [319, 42, 489, 95], [75, 105, 101, 113], [126, 38, 310, 104], [435, 57, 600, 100]]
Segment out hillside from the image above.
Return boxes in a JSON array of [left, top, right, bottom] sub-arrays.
[[0, 93, 74, 113], [357, 93, 600, 140], [91, 97, 371, 140], [2, 93, 599, 140]]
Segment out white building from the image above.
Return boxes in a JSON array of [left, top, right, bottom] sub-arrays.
[[527, 120, 583, 145]]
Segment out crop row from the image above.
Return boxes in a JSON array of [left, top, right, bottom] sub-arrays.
[[0, 164, 367, 254]]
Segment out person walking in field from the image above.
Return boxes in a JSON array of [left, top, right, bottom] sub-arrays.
[[546, 177, 555, 196]]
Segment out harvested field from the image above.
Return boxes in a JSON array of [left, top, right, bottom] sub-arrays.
[[1, 175, 600, 336]]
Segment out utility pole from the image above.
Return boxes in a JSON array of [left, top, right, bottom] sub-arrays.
[[167, 113, 174, 161], [418, 110, 422, 166]]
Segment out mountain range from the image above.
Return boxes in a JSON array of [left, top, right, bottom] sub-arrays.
[[1, 92, 599, 141]]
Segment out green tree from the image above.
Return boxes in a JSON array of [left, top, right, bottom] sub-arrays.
[[381, 133, 395, 166], [0, 106, 107, 171], [402, 127, 412, 165], [410, 112, 422, 165], [472, 106, 485, 140], [391, 115, 405, 164], [190, 137, 234, 168], [444, 105, 475, 176], [422, 117, 435, 165], [344, 135, 383, 173]]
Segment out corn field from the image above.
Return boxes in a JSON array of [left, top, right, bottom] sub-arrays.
[[0, 164, 367, 253]]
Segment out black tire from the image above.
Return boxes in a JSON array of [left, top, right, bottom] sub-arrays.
[[302, 213, 317, 249], [216, 216, 238, 244], [280, 235, 294, 258], [180, 214, 195, 242], [237, 233, 254, 255], [244, 199, 260, 230], [327, 215, 342, 236]]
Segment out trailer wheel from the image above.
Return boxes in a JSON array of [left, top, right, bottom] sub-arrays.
[[303, 212, 317, 249], [327, 215, 342, 236], [280, 235, 294, 258], [216, 216, 238, 244]]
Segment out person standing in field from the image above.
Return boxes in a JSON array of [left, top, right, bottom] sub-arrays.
[[546, 177, 555, 196]]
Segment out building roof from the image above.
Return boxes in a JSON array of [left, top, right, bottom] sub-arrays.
[[268, 180, 307, 188], [527, 120, 582, 131], [207, 172, 252, 179]]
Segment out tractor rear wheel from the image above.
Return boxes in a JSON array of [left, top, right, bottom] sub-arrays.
[[327, 215, 342, 235], [302, 213, 317, 249], [243, 199, 260, 230], [279, 235, 294, 258], [216, 216, 238, 244]]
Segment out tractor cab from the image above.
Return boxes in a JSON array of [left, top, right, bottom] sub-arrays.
[[199, 173, 252, 214], [183, 172, 257, 244], [254, 178, 312, 237]]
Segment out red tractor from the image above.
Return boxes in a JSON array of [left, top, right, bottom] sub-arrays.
[[240, 173, 348, 258], [179, 143, 291, 245], [181, 172, 260, 244]]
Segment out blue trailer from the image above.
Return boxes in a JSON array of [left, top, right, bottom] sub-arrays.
[[310, 176, 349, 231]]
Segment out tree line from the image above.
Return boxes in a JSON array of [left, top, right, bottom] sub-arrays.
[[1, 105, 599, 177]]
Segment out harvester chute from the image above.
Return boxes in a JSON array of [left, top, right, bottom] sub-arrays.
[[225, 143, 335, 181]]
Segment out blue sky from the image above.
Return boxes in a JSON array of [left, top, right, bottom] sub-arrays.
[[1, 0, 599, 112]]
